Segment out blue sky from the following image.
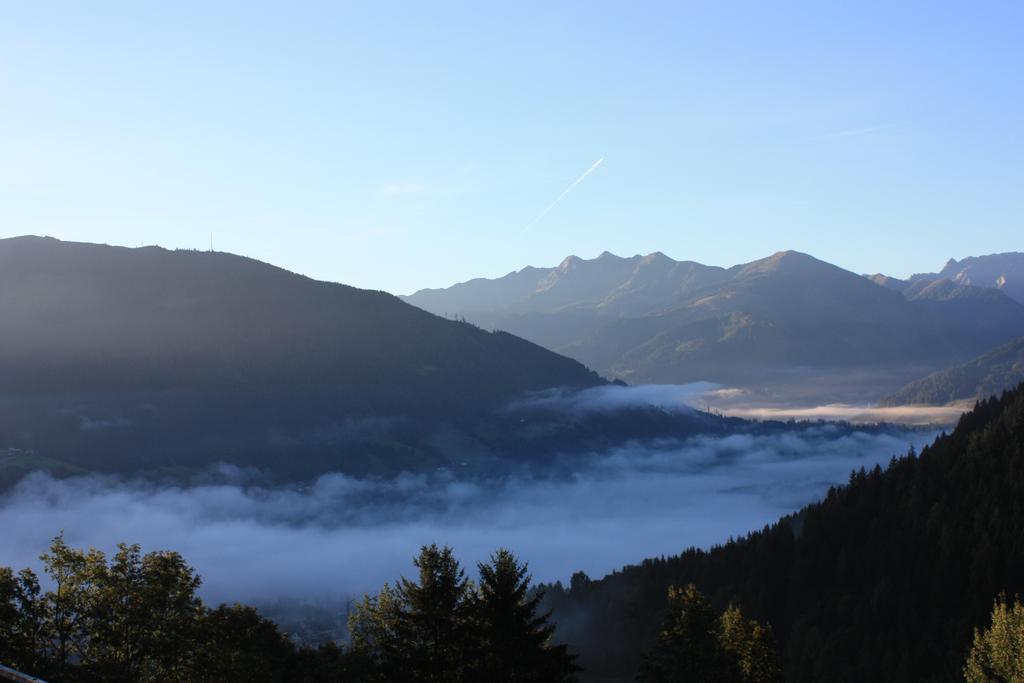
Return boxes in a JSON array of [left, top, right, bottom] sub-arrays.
[[1, 2, 1021, 294]]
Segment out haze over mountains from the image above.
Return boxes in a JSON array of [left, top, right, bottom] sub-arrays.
[[5, 236, 861, 490], [4, 235, 1017, 492], [404, 250, 1024, 397]]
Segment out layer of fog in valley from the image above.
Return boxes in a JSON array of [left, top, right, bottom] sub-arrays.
[[695, 379, 971, 425], [1, 426, 935, 613], [513, 381, 968, 425]]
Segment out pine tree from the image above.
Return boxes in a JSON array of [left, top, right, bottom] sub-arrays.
[[350, 544, 472, 682], [467, 549, 578, 681]]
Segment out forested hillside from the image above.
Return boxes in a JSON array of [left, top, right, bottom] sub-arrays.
[[544, 383, 1024, 682], [879, 336, 1024, 406]]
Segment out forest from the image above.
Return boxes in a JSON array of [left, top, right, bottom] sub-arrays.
[[1, 538, 585, 682], [544, 382, 1024, 681]]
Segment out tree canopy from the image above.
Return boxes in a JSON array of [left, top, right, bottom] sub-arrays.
[[637, 584, 782, 683], [349, 545, 578, 682], [965, 594, 1024, 682], [2, 540, 578, 682], [0, 535, 336, 682]]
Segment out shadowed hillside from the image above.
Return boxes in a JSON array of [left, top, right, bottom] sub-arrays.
[[0, 236, 616, 483], [0, 236, 603, 400]]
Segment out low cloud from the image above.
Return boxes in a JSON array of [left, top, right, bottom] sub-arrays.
[[510, 383, 720, 415], [717, 403, 968, 426], [0, 426, 934, 609], [512, 383, 966, 426]]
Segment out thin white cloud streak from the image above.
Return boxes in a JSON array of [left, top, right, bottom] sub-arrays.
[[691, 384, 966, 425], [0, 427, 934, 606], [808, 123, 908, 142], [715, 403, 968, 426], [513, 384, 965, 426], [521, 158, 603, 235]]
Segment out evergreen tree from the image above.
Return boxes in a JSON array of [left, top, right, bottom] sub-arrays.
[[350, 545, 581, 682], [965, 594, 1024, 682], [350, 544, 472, 682], [398, 544, 472, 681], [467, 549, 578, 681]]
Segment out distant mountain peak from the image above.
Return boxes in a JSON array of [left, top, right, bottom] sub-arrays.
[[558, 255, 582, 270], [738, 250, 826, 276], [867, 273, 908, 291], [640, 251, 672, 265], [772, 249, 814, 261], [915, 252, 1024, 304]]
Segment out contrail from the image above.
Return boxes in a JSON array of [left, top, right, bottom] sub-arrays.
[[521, 157, 603, 234]]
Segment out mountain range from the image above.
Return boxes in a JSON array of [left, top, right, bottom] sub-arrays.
[[404, 250, 1024, 393], [4, 236, 1020, 485], [870, 251, 1024, 305]]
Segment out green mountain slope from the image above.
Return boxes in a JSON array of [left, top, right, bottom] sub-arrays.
[[878, 336, 1024, 406], [544, 383, 1024, 682]]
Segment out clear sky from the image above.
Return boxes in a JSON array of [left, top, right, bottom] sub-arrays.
[[1, 2, 1021, 294]]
